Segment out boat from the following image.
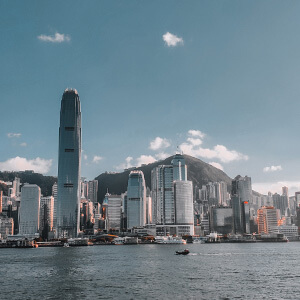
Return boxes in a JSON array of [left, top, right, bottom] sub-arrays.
[[176, 249, 189, 255], [63, 243, 70, 248], [113, 237, 125, 245]]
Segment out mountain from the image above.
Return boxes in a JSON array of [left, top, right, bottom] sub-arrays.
[[95, 154, 232, 203], [0, 171, 57, 197]]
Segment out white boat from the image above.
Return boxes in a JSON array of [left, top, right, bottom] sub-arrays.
[[155, 236, 186, 244], [63, 243, 70, 248], [113, 237, 125, 245]]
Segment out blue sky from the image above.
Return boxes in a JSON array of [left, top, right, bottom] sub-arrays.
[[1, 0, 300, 195]]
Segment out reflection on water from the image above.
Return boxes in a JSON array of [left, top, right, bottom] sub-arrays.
[[0, 243, 299, 299]]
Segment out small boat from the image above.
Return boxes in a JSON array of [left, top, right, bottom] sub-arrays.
[[63, 243, 70, 248], [175, 249, 189, 255]]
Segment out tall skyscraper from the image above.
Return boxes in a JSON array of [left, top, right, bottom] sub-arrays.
[[257, 206, 278, 234], [231, 175, 252, 234], [19, 184, 41, 235], [126, 170, 146, 229], [57, 89, 82, 238]]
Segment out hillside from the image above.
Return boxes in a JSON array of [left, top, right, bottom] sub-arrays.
[[95, 154, 232, 203], [0, 171, 57, 196]]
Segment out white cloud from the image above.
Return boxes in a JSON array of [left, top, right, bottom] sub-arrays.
[[0, 156, 52, 174], [37, 32, 71, 43], [20, 142, 27, 147], [149, 137, 171, 151], [83, 154, 88, 160], [263, 165, 282, 173], [136, 155, 156, 166], [179, 130, 248, 163], [162, 32, 184, 47], [115, 156, 134, 171], [209, 162, 224, 171], [7, 133, 21, 138], [155, 152, 170, 160], [188, 130, 205, 139], [93, 155, 103, 164]]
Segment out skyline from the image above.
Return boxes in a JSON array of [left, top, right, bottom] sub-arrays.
[[2, 1, 300, 195]]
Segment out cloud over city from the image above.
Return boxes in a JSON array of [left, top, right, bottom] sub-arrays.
[[93, 156, 103, 164], [37, 32, 71, 43], [149, 137, 171, 151], [263, 165, 282, 173], [162, 32, 184, 47], [179, 130, 249, 163], [0, 157, 52, 174]]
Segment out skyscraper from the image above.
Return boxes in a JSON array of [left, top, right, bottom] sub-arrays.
[[19, 184, 41, 235], [57, 89, 81, 238], [126, 170, 146, 229]]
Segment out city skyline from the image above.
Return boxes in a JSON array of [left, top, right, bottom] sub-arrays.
[[2, 1, 300, 195]]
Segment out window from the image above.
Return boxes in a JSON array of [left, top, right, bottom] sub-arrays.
[[64, 183, 74, 188], [65, 127, 75, 131], [65, 149, 74, 152]]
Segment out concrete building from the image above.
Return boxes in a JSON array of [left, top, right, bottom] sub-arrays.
[[88, 180, 98, 203], [126, 171, 146, 229], [257, 206, 278, 234], [19, 184, 41, 235], [0, 216, 14, 239], [40, 196, 54, 234], [57, 89, 81, 238], [103, 193, 122, 231], [52, 183, 57, 232], [174, 180, 194, 235], [210, 207, 233, 235]]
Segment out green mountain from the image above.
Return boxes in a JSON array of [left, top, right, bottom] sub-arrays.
[[95, 154, 232, 203]]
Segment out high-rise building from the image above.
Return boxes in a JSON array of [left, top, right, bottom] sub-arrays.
[[88, 180, 98, 203], [210, 207, 233, 234], [12, 177, 21, 199], [52, 183, 57, 231], [126, 170, 146, 229], [19, 184, 41, 235], [40, 196, 54, 235], [231, 175, 252, 234], [151, 154, 194, 236], [103, 193, 122, 231], [57, 89, 81, 238], [257, 206, 278, 234], [174, 180, 194, 235]]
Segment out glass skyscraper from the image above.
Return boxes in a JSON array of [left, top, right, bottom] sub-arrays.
[[57, 89, 81, 238], [126, 171, 146, 229]]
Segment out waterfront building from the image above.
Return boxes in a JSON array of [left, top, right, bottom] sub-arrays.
[[0, 191, 2, 213], [231, 175, 252, 234], [0, 215, 14, 239], [146, 188, 152, 224], [126, 171, 146, 229], [103, 193, 122, 231], [210, 207, 233, 235], [19, 184, 41, 235], [40, 196, 54, 235], [277, 224, 298, 240], [257, 206, 278, 234], [57, 89, 81, 238], [174, 180, 194, 235]]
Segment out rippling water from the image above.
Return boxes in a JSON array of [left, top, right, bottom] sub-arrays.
[[0, 242, 299, 299]]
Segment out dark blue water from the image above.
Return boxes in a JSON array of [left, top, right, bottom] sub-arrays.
[[0, 243, 300, 299]]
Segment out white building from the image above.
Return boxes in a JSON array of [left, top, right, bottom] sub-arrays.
[[19, 184, 41, 235]]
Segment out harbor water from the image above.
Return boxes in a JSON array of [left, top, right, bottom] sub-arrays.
[[1, 242, 299, 299]]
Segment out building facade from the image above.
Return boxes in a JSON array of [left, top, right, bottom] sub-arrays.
[[57, 89, 82, 238]]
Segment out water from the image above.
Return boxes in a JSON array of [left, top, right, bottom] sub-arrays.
[[1, 243, 300, 299]]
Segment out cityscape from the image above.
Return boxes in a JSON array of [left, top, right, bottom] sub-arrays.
[[2, 1, 300, 299], [0, 88, 298, 247]]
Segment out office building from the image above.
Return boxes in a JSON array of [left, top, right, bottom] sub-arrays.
[[88, 180, 98, 203], [210, 206, 233, 234], [103, 193, 122, 231], [126, 171, 146, 229], [257, 206, 278, 234], [19, 184, 41, 235], [40, 196, 54, 235], [57, 89, 81, 238]]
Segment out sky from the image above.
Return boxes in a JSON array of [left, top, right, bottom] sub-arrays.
[[1, 0, 300, 195]]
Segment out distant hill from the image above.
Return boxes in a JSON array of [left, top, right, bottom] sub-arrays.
[[95, 154, 232, 203], [0, 171, 57, 196]]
